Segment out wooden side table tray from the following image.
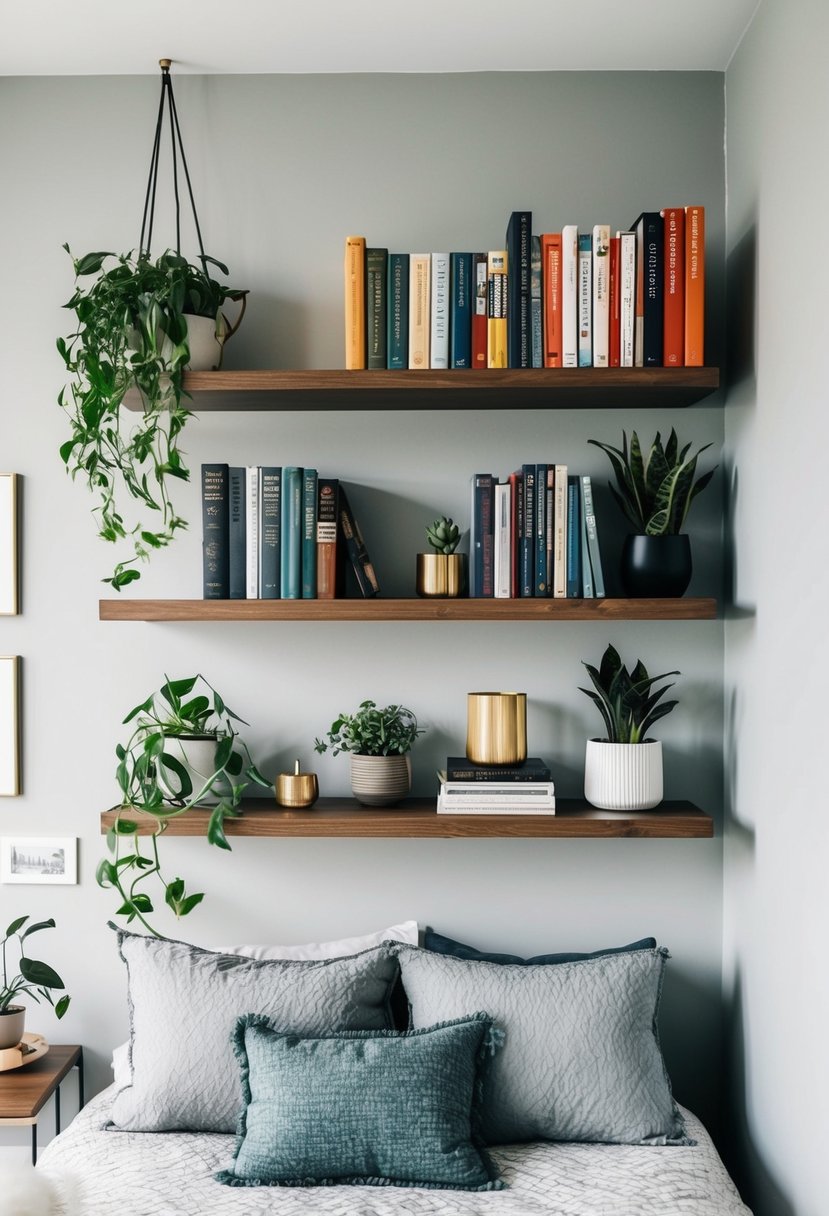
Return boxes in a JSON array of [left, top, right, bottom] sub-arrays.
[[0, 1045, 84, 1163]]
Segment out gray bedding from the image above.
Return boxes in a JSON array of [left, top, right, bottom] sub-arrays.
[[38, 1086, 751, 1215]]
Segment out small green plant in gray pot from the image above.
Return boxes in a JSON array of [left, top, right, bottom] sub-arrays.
[[588, 428, 716, 597], [579, 643, 679, 810], [0, 916, 71, 1049], [315, 700, 424, 806]]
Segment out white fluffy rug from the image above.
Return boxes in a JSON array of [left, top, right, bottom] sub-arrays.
[[0, 1164, 78, 1216]]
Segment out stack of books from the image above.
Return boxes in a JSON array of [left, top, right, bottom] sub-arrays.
[[437, 757, 555, 816]]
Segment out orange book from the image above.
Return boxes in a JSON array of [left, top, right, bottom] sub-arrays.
[[662, 207, 685, 366], [541, 234, 562, 367], [608, 235, 621, 368], [344, 236, 366, 369], [684, 206, 705, 366]]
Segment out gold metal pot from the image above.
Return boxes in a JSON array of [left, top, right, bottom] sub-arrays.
[[416, 553, 467, 597], [275, 760, 319, 809], [466, 692, 527, 765]]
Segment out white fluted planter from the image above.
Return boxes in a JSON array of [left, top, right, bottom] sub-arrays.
[[350, 754, 412, 807], [584, 739, 663, 811]]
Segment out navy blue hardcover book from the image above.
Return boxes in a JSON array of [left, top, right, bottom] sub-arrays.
[[228, 466, 246, 599], [632, 212, 664, 367], [535, 463, 549, 596], [520, 463, 535, 597], [506, 210, 532, 367], [446, 756, 553, 782], [259, 467, 282, 599], [566, 475, 582, 598], [301, 468, 318, 598], [450, 253, 472, 368], [387, 254, 409, 370], [470, 473, 495, 598], [366, 248, 388, 370], [201, 464, 229, 599]]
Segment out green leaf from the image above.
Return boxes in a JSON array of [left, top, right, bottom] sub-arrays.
[[96, 859, 118, 887], [177, 893, 205, 917], [54, 995, 71, 1019], [19, 958, 64, 990], [74, 251, 113, 276], [5, 916, 28, 937], [207, 805, 232, 851], [20, 919, 56, 941]]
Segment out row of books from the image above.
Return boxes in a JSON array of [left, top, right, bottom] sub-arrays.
[[343, 205, 704, 372], [470, 468, 605, 599], [201, 466, 379, 600], [437, 757, 555, 816]]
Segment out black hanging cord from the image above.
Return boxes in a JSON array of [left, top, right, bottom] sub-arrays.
[[139, 60, 207, 270]]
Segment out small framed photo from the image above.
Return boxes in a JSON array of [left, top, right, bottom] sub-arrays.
[[0, 656, 20, 796], [0, 474, 19, 616], [0, 837, 78, 885]]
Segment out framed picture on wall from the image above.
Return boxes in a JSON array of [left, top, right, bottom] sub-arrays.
[[0, 837, 78, 885], [0, 474, 19, 616], [0, 656, 20, 796]]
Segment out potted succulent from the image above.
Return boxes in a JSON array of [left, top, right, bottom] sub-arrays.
[[0, 916, 71, 1050], [416, 516, 467, 597], [588, 428, 716, 596], [315, 700, 423, 806], [98, 674, 270, 936], [58, 247, 247, 591], [579, 644, 679, 810]]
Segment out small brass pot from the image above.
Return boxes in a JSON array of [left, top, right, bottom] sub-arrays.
[[275, 760, 319, 809], [466, 692, 527, 765], [416, 553, 467, 597]]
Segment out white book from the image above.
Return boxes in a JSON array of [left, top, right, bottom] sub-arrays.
[[440, 780, 555, 800], [618, 231, 636, 367], [430, 252, 449, 369], [493, 482, 512, 599], [553, 463, 568, 599], [437, 794, 556, 816], [561, 225, 579, 367], [592, 225, 610, 368], [245, 466, 260, 599], [577, 236, 592, 367]]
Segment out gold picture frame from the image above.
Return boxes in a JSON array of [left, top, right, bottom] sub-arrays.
[[0, 474, 19, 616]]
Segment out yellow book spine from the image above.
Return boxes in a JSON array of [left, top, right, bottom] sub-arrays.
[[487, 250, 508, 368], [344, 236, 366, 370], [408, 254, 431, 369]]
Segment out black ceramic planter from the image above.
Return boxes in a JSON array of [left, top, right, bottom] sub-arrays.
[[621, 534, 692, 597]]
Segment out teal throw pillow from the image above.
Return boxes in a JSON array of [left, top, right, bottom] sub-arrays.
[[217, 1012, 503, 1191]]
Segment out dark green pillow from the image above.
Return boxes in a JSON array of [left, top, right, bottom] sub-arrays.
[[423, 927, 656, 965], [217, 1012, 503, 1191]]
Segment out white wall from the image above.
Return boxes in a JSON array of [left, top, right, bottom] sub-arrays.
[[724, 2, 829, 1213], [0, 71, 726, 1150]]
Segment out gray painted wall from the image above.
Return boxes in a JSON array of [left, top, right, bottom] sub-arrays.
[[725, 3, 829, 1214], [0, 72, 725, 1151]]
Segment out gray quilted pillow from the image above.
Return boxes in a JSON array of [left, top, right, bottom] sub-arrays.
[[109, 928, 399, 1133], [396, 943, 689, 1146]]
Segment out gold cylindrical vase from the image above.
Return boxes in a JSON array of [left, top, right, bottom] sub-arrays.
[[416, 553, 467, 597], [466, 692, 527, 765]]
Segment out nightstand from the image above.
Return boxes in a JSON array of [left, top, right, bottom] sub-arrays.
[[0, 1045, 84, 1163]]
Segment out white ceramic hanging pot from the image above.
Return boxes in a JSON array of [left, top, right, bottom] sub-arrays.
[[155, 735, 223, 806], [350, 754, 412, 807], [584, 739, 663, 811]]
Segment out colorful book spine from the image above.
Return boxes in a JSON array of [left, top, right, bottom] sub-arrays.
[[493, 481, 511, 599], [608, 235, 621, 368], [535, 463, 548, 596], [632, 212, 664, 367], [618, 230, 636, 367], [506, 211, 532, 367], [387, 254, 409, 370], [520, 463, 535, 597], [662, 208, 685, 366], [430, 252, 450, 369], [245, 465, 260, 599], [566, 475, 581, 598], [486, 251, 508, 368], [366, 248, 388, 370], [201, 463, 229, 600], [530, 236, 542, 368], [553, 463, 568, 598], [408, 254, 431, 369], [581, 475, 606, 598], [344, 236, 366, 369], [228, 466, 246, 600], [577, 235, 592, 368], [316, 478, 340, 600], [685, 205, 705, 366], [471, 253, 488, 368], [579, 475, 594, 598], [279, 466, 302, 600], [301, 468, 318, 599], [259, 467, 282, 600], [592, 225, 610, 368], [561, 224, 579, 367], [470, 473, 495, 597], [338, 486, 380, 597], [541, 233, 562, 368], [450, 253, 472, 368]]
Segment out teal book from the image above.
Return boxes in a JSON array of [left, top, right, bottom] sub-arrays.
[[566, 475, 581, 598], [449, 253, 472, 368], [259, 467, 282, 599], [366, 248, 388, 369], [581, 475, 606, 598], [280, 467, 302, 600], [387, 254, 409, 369], [302, 468, 318, 599]]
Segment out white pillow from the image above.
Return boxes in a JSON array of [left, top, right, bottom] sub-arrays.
[[110, 921, 418, 1088]]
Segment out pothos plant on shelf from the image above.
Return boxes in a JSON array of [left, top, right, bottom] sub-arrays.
[[58, 247, 246, 590], [98, 675, 270, 937]]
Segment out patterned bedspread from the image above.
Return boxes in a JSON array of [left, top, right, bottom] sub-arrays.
[[38, 1087, 751, 1216]]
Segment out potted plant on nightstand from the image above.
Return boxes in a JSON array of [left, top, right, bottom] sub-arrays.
[[0, 916, 70, 1050], [588, 428, 716, 596], [98, 674, 270, 936], [315, 700, 424, 806], [579, 644, 679, 811], [416, 516, 467, 597]]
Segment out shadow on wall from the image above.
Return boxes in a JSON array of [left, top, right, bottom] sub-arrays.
[[726, 223, 757, 397], [659, 964, 724, 1147]]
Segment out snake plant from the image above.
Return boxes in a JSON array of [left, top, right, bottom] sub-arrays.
[[580, 644, 679, 743], [589, 428, 716, 535]]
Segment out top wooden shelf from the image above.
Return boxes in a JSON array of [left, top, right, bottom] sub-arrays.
[[124, 367, 720, 412]]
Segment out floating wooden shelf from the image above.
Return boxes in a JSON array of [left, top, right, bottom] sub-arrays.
[[123, 367, 720, 412], [99, 597, 717, 623], [100, 798, 713, 839]]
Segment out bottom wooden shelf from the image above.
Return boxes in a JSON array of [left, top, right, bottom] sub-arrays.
[[100, 798, 713, 839]]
